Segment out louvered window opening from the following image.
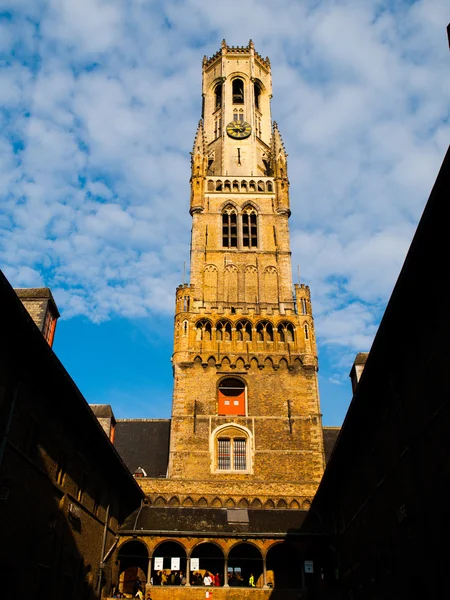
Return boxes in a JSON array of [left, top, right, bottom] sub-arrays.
[[242, 213, 257, 247], [223, 212, 237, 247]]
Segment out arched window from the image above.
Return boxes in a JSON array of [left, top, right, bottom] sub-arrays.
[[213, 424, 251, 472], [256, 321, 273, 342], [304, 323, 309, 340], [117, 541, 149, 595], [242, 206, 258, 248], [232, 78, 244, 104], [236, 321, 252, 342], [277, 322, 294, 343], [222, 206, 237, 248], [196, 320, 212, 341], [214, 83, 222, 110], [286, 324, 294, 342], [256, 324, 264, 342], [254, 82, 262, 110], [218, 378, 246, 416], [216, 321, 232, 342]]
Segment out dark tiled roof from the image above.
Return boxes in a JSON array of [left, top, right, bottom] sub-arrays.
[[114, 419, 171, 477], [121, 506, 307, 536], [90, 404, 115, 419], [323, 427, 340, 463]]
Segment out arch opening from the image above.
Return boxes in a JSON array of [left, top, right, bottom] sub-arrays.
[[254, 82, 262, 110], [190, 543, 224, 586], [228, 543, 263, 588], [214, 83, 222, 110], [266, 542, 301, 589], [152, 541, 187, 586], [117, 541, 148, 596]]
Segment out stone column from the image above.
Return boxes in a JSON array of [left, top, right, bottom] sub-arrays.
[[263, 555, 267, 588], [147, 557, 152, 585], [224, 556, 229, 587], [186, 558, 191, 587]]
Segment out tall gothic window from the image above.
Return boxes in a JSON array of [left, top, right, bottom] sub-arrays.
[[222, 206, 238, 248], [232, 78, 244, 104], [214, 83, 222, 110], [242, 206, 258, 248], [254, 82, 261, 110]]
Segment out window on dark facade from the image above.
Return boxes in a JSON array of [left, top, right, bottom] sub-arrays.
[[56, 451, 67, 485], [77, 472, 86, 502]]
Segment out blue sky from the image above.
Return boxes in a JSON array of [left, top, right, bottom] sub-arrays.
[[1, 0, 449, 425]]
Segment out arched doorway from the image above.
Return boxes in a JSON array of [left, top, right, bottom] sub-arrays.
[[117, 541, 148, 596], [190, 542, 224, 586], [152, 541, 187, 585], [266, 542, 301, 589], [228, 542, 263, 587]]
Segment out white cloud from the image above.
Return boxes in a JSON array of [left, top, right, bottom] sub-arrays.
[[1, 0, 449, 389]]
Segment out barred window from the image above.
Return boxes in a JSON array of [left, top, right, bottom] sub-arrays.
[[234, 439, 247, 470], [218, 438, 231, 470], [217, 438, 247, 471]]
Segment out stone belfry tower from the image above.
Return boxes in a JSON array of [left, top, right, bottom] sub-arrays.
[[167, 41, 325, 508]]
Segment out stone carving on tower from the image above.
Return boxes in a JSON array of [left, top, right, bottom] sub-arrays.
[[142, 41, 325, 510]]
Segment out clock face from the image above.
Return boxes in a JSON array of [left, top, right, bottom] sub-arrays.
[[226, 120, 252, 139]]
